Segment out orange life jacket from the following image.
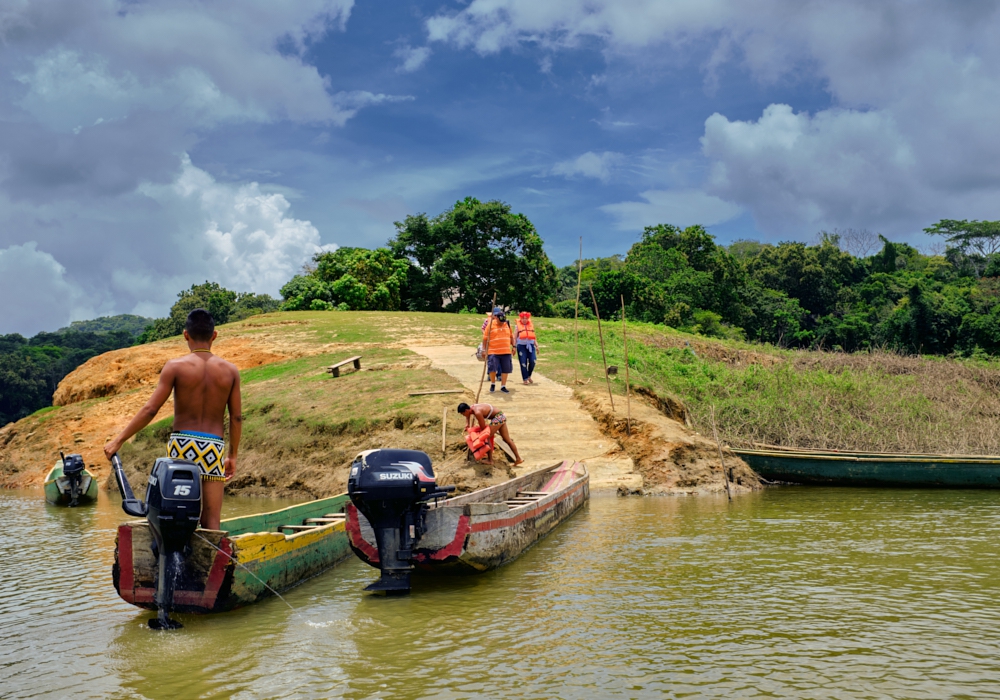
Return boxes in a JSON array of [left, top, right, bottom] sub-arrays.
[[483, 318, 513, 355], [516, 318, 536, 341]]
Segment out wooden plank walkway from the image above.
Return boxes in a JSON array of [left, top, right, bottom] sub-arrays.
[[408, 345, 640, 491]]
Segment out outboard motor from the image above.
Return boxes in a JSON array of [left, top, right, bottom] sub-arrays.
[[111, 453, 202, 629], [59, 452, 86, 507], [347, 449, 454, 593]]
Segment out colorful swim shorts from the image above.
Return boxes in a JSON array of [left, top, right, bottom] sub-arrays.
[[167, 431, 226, 481], [490, 412, 507, 427]]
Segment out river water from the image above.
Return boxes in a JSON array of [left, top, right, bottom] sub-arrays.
[[3, 487, 1000, 699]]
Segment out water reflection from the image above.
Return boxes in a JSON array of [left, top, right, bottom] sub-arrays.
[[3, 488, 1000, 698]]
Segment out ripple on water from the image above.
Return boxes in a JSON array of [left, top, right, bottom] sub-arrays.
[[3, 488, 1000, 698]]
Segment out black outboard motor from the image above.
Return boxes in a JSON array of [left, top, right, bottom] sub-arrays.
[[347, 449, 454, 593], [59, 452, 86, 507], [111, 453, 202, 629]]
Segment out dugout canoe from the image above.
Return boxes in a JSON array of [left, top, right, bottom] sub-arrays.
[[347, 460, 589, 574], [732, 446, 1000, 488], [43, 460, 98, 506], [113, 493, 352, 614]]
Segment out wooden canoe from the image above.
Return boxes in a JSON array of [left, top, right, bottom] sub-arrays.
[[113, 493, 352, 614], [43, 460, 99, 506], [347, 460, 589, 574], [733, 446, 1000, 488]]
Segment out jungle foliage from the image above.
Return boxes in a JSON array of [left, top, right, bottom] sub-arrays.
[[0, 316, 150, 425]]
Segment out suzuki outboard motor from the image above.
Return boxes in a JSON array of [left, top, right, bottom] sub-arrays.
[[59, 452, 86, 507], [112, 453, 202, 629], [347, 449, 454, 593]]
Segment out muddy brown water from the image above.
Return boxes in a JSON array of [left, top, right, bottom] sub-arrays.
[[3, 487, 1000, 698]]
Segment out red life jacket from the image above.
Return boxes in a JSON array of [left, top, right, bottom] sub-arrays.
[[516, 318, 536, 341]]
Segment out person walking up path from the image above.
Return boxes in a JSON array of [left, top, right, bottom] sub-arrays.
[[515, 311, 538, 385], [103, 308, 242, 530], [483, 306, 515, 393]]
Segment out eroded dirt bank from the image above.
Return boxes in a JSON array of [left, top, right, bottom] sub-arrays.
[[579, 391, 760, 495]]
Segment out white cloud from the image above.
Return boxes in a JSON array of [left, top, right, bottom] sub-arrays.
[[428, 1, 1000, 237], [601, 189, 742, 231], [701, 104, 919, 234], [0, 242, 90, 335], [551, 151, 624, 183], [394, 45, 431, 73], [329, 91, 415, 126], [139, 156, 329, 297]]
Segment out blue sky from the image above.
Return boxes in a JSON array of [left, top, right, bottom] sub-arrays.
[[3, 1, 1000, 334]]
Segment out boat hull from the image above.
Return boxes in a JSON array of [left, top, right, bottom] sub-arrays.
[[113, 493, 352, 614], [43, 462, 98, 506], [347, 461, 590, 574], [734, 448, 1000, 488]]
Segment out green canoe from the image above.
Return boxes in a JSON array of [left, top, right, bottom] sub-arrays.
[[113, 493, 352, 614], [43, 460, 99, 506], [733, 446, 1000, 488]]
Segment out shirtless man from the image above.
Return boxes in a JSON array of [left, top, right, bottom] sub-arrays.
[[457, 401, 524, 466], [104, 309, 241, 530]]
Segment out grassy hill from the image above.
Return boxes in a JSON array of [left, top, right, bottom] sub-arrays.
[[2, 310, 999, 495]]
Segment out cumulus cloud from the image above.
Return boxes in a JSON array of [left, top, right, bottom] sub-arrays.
[[551, 151, 625, 182], [428, 0, 1000, 237], [394, 45, 431, 73], [0, 243, 89, 336], [601, 189, 742, 231], [551, 151, 624, 183], [0, 0, 419, 333]]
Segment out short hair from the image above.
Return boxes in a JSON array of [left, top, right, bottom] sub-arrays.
[[457, 402, 470, 414], [185, 308, 215, 341]]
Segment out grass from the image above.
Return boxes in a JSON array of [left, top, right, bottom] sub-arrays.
[[119, 308, 1000, 484]]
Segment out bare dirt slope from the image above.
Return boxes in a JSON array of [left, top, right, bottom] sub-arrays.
[[0, 328, 338, 488], [410, 344, 758, 495]]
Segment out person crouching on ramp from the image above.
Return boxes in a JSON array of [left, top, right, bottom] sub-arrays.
[[458, 402, 524, 467]]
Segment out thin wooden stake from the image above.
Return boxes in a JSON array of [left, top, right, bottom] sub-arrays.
[[476, 292, 498, 402], [621, 294, 631, 436], [589, 284, 614, 411], [441, 406, 447, 458], [573, 237, 582, 385], [710, 405, 732, 501]]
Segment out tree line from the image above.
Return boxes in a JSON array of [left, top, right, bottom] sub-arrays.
[[5, 197, 1000, 427]]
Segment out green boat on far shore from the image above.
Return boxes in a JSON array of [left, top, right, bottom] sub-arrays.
[[733, 445, 1000, 489], [44, 457, 99, 506]]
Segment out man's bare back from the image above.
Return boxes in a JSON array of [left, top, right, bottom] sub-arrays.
[[170, 352, 240, 436]]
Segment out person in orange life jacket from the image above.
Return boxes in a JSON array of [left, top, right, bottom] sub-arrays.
[[483, 306, 515, 393], [458, 402, 524, 466], [515, 311, 538, 385]]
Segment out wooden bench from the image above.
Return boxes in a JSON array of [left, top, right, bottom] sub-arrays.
[[327, 355, 362, 377]]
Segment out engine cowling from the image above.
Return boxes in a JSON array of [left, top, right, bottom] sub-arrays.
[[347, 449, 453, 593]]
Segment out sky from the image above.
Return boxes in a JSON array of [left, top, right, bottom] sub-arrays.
[[3, 0, 1000, 334]]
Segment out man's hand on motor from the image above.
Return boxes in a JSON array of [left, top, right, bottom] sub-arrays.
[[104, 438, 123, 461]]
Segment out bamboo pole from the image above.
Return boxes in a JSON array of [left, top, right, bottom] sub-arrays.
[[621, 294, 631, 436], [710, 405, 732, 501], [573, 237, 582, 384], [441, 406, 447, 459], [475, 292, 498, 402], [589, 285, 614, 411]]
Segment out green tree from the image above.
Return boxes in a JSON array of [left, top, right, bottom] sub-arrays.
[[925, 219, 1000, 258], [389, 197, 558, 313], [280, 247, 408, 311], [139, 282, 278, 342]]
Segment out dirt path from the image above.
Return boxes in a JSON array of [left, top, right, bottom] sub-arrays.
[[409, 345, 640, 491]]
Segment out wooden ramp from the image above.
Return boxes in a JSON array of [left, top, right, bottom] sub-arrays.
[[408, 345, 639, 490]]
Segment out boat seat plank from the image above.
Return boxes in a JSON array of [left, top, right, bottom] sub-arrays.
[[279, 525, 319, 532], [517, 491, 548, 496], [304, 517, 345, 524]]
